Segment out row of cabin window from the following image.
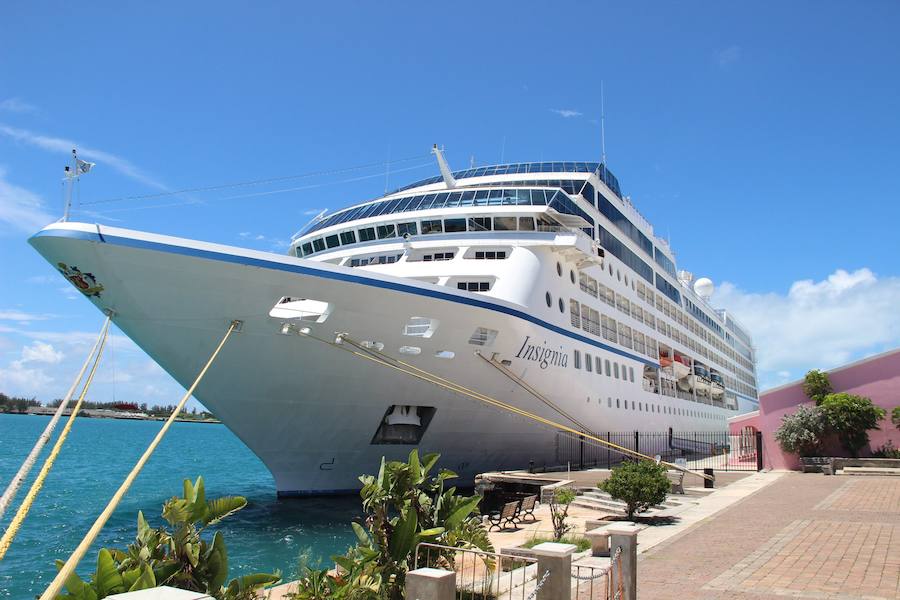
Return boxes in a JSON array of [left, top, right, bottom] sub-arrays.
[[572, 350, 634, 382], [601, 397, 726, 420], [457, 281, 491, 292], [348, 250, 508, 266], [298, 216, 542, 257]]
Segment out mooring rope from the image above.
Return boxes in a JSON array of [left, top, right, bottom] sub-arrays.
[[310, 331, 710, 480], [0, 316, 111, 523], [0, 317, 111, 561], [39, 320, 238, 600]]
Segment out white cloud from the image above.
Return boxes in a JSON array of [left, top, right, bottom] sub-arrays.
[[715, 45, 741, 68], [0, 166, 55, 232], [549, 109, 582, 118], [0, 98, 37, 113], [713, 268, 900, 389], [0, 309, 55, 322], [0, 362, 52, 391], [19, 340, 63, 364], [0, 123, 168, 191], [303, 208, 326, 216]]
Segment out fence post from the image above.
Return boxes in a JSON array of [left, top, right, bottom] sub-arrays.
[[755, 430, 764, 471], [530, 542, 577, 600], [405, 568, 456, 600], [607, 523, 640, 600], [703, 467, 715, 489], [579, 433, 584, 470], [634, 431, 639, 457], [606, 432, 611, 469]]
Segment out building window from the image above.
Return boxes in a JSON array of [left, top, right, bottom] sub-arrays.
[[325, 234, 340, 249], [629, 367, 635, 382], [457, 281, 490, 292], [595, 356, 602, 373], [605, 360, 611, 376], [377, 224, 397, 239], [397, 222, 418, 237], [421, 220, 443, 234], [444, 218, 466, 232], [574, 350, 581, 369], [473, 250, 507, 260], [423, 252, 454, 261], [586, 353, 592, 372], [468, 217, 492, 231], [614, 363, 620, 379], [340, 231, 357, 245], [313, 238, 326, 252], [301, 242, 313, 256], [359, 227, 376, 242]]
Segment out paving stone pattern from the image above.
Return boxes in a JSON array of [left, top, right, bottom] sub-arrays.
[[637, 474, 900, 600]]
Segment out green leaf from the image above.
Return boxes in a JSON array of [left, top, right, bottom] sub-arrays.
[[351, 521, 371, 547], [56, 559, 89, 597], [203, 495, 247, 525], [136, 511, 150, 539], [152, 561, 181, 586], [417, 526, 445, 538], [420, 453, 440, 477], [389, 509, 418, 563], [162, 498, 193, 526], [226, 572, 281, 595], [128, 565, 156, 592], [443, 495, 481, 530], [206, 530, 229, 591], [94, 548, 124, 598], [408, 449, 421, 482]]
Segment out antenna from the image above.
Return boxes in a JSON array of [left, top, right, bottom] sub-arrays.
[[499, 136, 506, 163], [431, 144, 456, 189], [384, 144, 391, 194], [600, 81, 607, 180]]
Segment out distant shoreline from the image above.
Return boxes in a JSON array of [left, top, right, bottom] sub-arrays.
[[1, 408, 221, 424]]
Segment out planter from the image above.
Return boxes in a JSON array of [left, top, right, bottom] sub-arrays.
[[799, 457, 830, 473]]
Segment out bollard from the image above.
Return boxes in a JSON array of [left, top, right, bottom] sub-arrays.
[[530, 542, 578, 600], [406, 567, 456, 600], [703, 467, 715, 489], [607, 522, 640, 600]]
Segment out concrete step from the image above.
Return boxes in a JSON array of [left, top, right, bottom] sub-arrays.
[[837, 466, 900, 476], [580, 489, 681, 508]]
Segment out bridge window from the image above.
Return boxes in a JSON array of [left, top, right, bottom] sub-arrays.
[[377, 224, 397, 239], [325, 234, 340, 249], [468, 217, 492, 231], [494, 216, 516, 230], [444, 218, 466, 233], [422, 220, 443, 235], [359, 227, 376, 242], [340, 231, 356, 245], [397, 222, 417, 237], [312, 238, 326, 252]]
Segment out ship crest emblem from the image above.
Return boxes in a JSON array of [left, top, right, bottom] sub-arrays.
[[57, 262, 104, 298]]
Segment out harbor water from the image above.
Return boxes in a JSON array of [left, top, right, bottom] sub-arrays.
[[0, 413, 360, 597]]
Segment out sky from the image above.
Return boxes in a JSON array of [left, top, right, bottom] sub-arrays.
[[1, 1, 899, 409]]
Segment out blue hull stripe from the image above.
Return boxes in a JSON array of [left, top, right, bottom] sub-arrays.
[[31, 227, 659, 367]]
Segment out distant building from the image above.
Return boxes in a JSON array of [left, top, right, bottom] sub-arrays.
[[729, 348, 900, 470]]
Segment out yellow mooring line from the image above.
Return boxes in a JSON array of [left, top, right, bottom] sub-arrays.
[[0, 315, 111, 523], [39, 320, 239, 600], [318, 332, 712, 481], [0, 316, 111, 561]]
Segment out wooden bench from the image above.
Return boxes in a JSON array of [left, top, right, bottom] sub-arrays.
[[666, 469, 685, 494], [518, 494, 538, 522], [486, 500, 521, 531]]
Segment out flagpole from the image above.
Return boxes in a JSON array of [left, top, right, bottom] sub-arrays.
[[62, 148, 77, 222]]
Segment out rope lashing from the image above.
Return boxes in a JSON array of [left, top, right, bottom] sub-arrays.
[[0, 315, 111, 522], [39, 320, 239, 600], [0, 316, 111, 561]]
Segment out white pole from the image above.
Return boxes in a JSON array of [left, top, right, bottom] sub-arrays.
[[62, 149, 76, 222]]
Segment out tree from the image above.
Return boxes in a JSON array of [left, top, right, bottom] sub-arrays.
[[803, 369, 833, 405], [54, 477, 279, 600], [892, 406, 900, 430], [548, 488, 576, 541], [599, 461, 670, 520], [820, 393, 886, 457], [774, 405, 827, 457]]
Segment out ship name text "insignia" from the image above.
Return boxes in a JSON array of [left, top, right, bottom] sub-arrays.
[[514, 336, 567, 369]]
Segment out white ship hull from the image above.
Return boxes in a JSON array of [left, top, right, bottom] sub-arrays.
[[31, 223, 752, 495]]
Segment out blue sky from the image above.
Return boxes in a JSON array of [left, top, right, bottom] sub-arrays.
[[1, 1, 899, 408]]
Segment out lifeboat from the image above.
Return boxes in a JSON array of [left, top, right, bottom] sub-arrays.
[[710, 372, 725, 399], [693, 365, 711, 395], [672, 354, 691, 380]]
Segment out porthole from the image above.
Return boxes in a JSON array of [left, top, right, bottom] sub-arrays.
[[570, 270, 575, 284], [556, 262, 562, 276], [545, 292, 552, 307], [617, 270, 621, 282], [624, 275, 628, 286], [558, 298, 564, 313], [608, 264, 613, 276]]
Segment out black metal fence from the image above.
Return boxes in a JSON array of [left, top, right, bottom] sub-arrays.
[[555, 429, 763, 471]]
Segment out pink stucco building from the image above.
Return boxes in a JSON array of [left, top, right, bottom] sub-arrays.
[[729, 348, 900, 470]]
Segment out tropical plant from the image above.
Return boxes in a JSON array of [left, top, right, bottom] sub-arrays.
[[599, 460, 670, 520], [548, 487, 576, 541], [54, 477, 280, 600], [291, 450, 493, 600], [873, 441, 900, 459], [802, 369, 833, 405], [820, 393, 886, 457], [774, 405, 828, 457]]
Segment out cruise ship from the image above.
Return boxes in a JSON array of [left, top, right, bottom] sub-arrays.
[[29, 149, 758, 495]]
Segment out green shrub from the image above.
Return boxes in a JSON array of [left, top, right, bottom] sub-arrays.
[[774, 405, 827, 457], [892, 406, 900, 430], [599, 461, 670, 519], [522, 535, 590, 552], [802, 370, 833, 405], [820, 393, 886, 457], [873, 441, 900, 459]]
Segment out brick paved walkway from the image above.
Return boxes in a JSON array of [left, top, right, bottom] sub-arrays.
[[638, 474, 900, 599]]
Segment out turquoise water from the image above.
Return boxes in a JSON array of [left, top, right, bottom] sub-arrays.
[[0, 414, 360, 598]]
